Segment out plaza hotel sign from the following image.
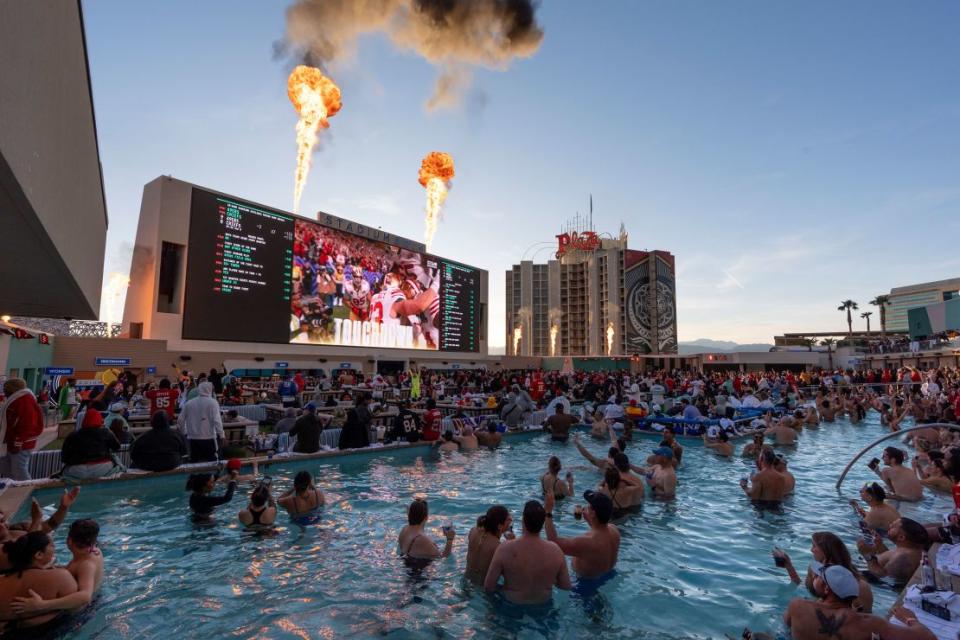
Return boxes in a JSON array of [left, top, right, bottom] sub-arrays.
[[556, 231, 601, 258]]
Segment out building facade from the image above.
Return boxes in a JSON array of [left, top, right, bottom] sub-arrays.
[[506, 228, 678, 356], [884, 278, 960, 332]]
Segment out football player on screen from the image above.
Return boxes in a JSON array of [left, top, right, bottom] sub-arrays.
[[343, 264, 371, 321]]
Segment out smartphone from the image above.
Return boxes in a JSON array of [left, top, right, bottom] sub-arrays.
[[867, 458, 881, 470], [262, 476, 272, 487], [773, 548, 786, 567]]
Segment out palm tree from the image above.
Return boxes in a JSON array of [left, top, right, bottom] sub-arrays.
[[820, 337, 836, 369], [870, 295, 890, 338], [801, 337, 816, 352], [838, 300, 859, 336], [861, 311, 873, 333]]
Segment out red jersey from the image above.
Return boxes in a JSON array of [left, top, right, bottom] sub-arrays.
[[146, 388, 180, 419], [421, 409, 443, 441]]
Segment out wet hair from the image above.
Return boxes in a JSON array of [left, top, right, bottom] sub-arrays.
[[294, 471, 312, 493], [548, 456, 561, 474], [477, 505, 509, 535], [522, 500, 546, 534], [718, 430, 729, 443], [607, 447, 620, 459], [760, 449, 777, 467], [613, 452, 630, 473], [186, 473, 214, 492], [616, 438, 627, 453], [899, 518, 930, 547], [250, 485, 270, 508], [2, 531, 50, 575], [408, 498, 429, 525], [884, 447, 905, 465], [68, 519, 100, 549], [443, 430, 454, 442], [150, 410, 170, 430], [604, 466, 621, 490]]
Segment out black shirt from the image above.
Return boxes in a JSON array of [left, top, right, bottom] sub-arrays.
[[62, 428, 121, 466], [190, 481, 237, 516], [391, 409, 422, 443], [130, 427, 188, 471], [290, 413, 323, 453]]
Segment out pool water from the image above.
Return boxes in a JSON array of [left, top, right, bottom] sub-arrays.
[[17, 414, 948, 639]]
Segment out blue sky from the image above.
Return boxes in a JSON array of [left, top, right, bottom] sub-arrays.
[[85, 1, 960, 348]]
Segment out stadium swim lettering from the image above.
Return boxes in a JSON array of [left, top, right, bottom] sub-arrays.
[[332, 317, 415, 348]]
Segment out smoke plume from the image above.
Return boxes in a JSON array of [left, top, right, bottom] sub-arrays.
[[282, 0, 544, 110]]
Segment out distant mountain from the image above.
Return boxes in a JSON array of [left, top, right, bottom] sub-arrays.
[[678, 339, 774, 355]]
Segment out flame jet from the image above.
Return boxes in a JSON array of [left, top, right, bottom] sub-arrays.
[[418, 151, 455, 251], [288, 65, 342, 214]]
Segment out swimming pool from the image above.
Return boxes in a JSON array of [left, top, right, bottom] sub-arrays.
[[16, 414, 948, 639]]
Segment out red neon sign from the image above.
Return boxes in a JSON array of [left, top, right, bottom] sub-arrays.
[[556, 231, 600, 257]]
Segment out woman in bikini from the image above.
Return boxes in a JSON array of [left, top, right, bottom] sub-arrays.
[[239, 483, 277, 530], [0, 532, 78, 634], [465, 505, 513, 583], [541, 456, 574, 500], [397, 498, 454, 560], [278, 471, 325, 525]]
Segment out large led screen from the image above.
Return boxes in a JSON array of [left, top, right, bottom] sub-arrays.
[[181, 188, 481, 352]]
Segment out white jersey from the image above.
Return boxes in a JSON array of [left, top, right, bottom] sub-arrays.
[[344, 277, 371, 317], [370, 287, 407, 325]]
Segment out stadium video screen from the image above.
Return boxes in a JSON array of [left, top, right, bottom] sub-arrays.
[[181, 188, 481, 352]]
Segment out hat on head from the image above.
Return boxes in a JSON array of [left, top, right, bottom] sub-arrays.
[[304, 402, 316, 412], [82, 409, 104, 429], [109, 402, 126, 413], [653, 446, 674, 459], [582, 490, 614, 524], [812, 563, 860, 600], [226, 458, 242, 472]]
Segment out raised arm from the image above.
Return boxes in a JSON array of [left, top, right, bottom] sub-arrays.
[[573, 435, 602, 468]]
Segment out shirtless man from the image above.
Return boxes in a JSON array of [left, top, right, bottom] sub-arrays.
[[0, 532, 78, 632], [634, 448, 677, 499], [544, 491, 620, 579], [703, 431, 734, 456], [544, 404, 578, 442], [11, 520, 103, 617], [434, 431, 459, 452], [475, 421, 502, 448], [483, 500, 570, 604], [873, 446, 924, 501], [819, 400, 837, 422], [765, 418, 798, 446], [857, 518, 927, 584], [774, 455, 795, 494], [740, 433, 766, 459], [850, 483, 899, 534], [453, 425, 479, 450], [740, 449, 787, 503], [783, 564, 935, 639]]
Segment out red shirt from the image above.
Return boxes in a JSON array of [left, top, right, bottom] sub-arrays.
[[3, 393, 44, 452], [421, 409, 443, 441], [146, 388, 180, 419]]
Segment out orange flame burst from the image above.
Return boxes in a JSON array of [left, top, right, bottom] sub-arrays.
[[288, 65, 342, 214], [606, 322, 615, 355], [513, 324, 522, 355], [103, 272, 130, 333], [550, 324, 559, 356], [418, 151, 455, 251]]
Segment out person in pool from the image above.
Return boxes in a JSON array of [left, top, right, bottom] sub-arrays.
[[773, 531, 874, 613], [475, 421, 502, 448], [572, 433, 620, 472], [739, 449, 786, 503], [0, 487, 81, 570], [483, 500, 570, 604], [544, 403, 577, 442], [278, 471, 325, 524], [782, 564, 934, 639], [703, 430, 734, 456], [857, 517, 927, 584], [873, 446, 924, 502], [658, 427, 683, 465], [465, 505, 514, 583], [433, 430, 459, 452], [544, 490, 620, 580], [239, 482, 277, 530], [452, 425, 479, 450], [634, 447, 677, 499], [187, 466, 239, 520], [849, 482, 900, 534], [398, 498, 454, 560], [10, 519, 104, 618], [0, 532, 78, 634], [541, 456, 575, 499], [741, 432, 766, 459], [599, 467, 644, 516]]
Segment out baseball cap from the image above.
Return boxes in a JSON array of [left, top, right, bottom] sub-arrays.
[[653, 446, 674, 459], [304, 402, 317, 412], [582, 490, 614, 524], [109, 402, 126, 413], [226, 458, 242, 472], [810, 562, 859, 599]]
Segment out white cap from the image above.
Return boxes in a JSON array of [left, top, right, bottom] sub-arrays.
[[810, 562, 860, 599]]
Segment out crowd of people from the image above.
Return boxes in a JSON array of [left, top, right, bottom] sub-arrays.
[[5, 363, 960, 636]]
